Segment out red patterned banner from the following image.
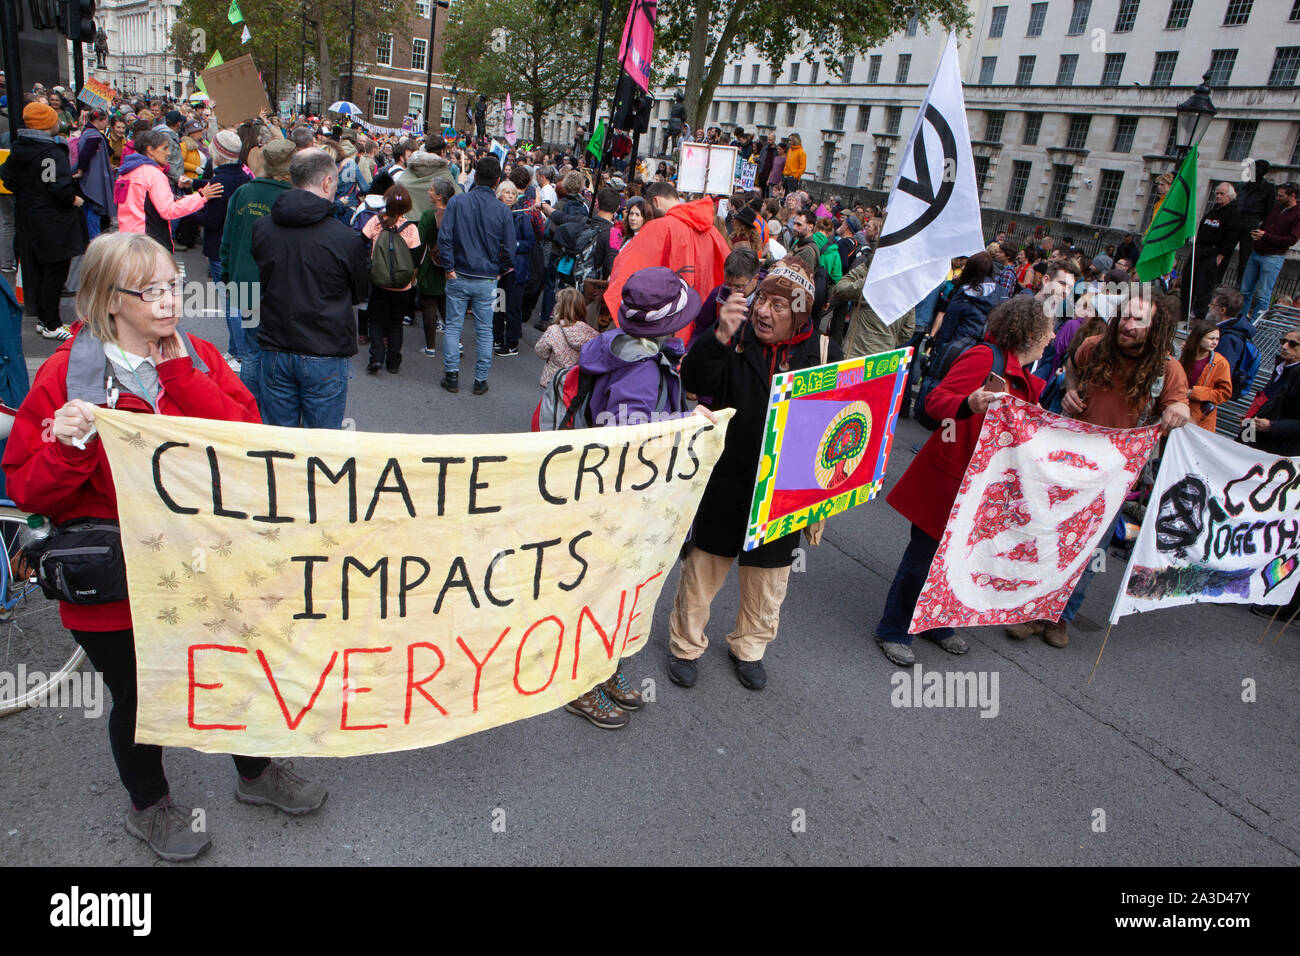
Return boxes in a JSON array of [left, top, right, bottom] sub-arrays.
[[910, 397, 1158, 632]]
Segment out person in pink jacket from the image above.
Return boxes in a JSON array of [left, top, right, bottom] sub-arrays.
[[115, 129, 220, 251]]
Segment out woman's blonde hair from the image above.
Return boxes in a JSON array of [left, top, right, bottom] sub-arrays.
[[76, 233, 175, 346]]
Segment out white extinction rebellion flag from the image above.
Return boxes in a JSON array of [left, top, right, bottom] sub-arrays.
[[863, 33, 986, 325]]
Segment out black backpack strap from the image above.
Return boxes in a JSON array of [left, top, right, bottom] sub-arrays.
[[986, 342, 1006, 379]]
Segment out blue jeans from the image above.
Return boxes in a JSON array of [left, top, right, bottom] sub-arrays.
[[443, 275, 497, 382], [85, 202, 102, 240], [209, 258, 244, 359], [1060, 563, 1097, 624], [876, 524, 952, 646], [258, 350, 351, 429], [1240, 252, 1285, 321]]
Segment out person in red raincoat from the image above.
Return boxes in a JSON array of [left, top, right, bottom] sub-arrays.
[[874, 295, 1054, 667], [2, 232, 329, 863], [602, 180, 729, 344]]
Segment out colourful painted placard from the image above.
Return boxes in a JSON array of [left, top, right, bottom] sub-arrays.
[[743, 347, 911, 550]]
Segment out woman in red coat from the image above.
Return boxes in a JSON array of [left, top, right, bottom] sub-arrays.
[[2, 232, 327, 863], [875, 296, 1054, 667]]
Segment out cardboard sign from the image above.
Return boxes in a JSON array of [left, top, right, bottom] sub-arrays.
[[201, 54, 271, 126], [76, 78, 118, 112]]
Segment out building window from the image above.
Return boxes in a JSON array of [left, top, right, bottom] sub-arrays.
[[1268, 48, 1300, 87], [1292, 0, 1300, 21], [886, 105, 902, 135], [842, 55, 854, 82], [1165, 0, 1193, 29], [790, 62, 800, 83], [1290, 126, 1300, 166], [905, 14, 918, 37], [1047, 163, 1073, 218], [768, 102, 778, 125], [711, 101, 720, 120], [1066, 115, 1092, 150], [1027, 2, 1048, 36], [752, 64, 761, 84], [1206, 49, 1236, 86], [1067, 0, 1092, 34], [985, 111, 1005, 143], [416, 0, 429, 16], [1057, 54, 1078, 86], [896, 54, 911, 83], [1165, 121, 1177, 155], [1092, 170, 1124, 226], [1007, 160, 1032, 212], [408, 92, 424, 119], [746, 101, 756, 123], [1115, 0, 1141, 31], [857, 105, 870, 131], [376, 33, 393, 66], [989, 5, 1008, 37], [868, 55, 882, 83], [770, 65, 781, 84], [872, 145, 891, 189], [411, 37, 427, 71], [733, 64, 742, 84], [1223, 120, 1258, 161], [1150, 51, 1178, 86], [373, 87, 390, 118], [1023, 112, 1042, 145], [1017, 55, 1036, 85], [1112, 115, 1139, 152], [980, 57, 997, 84], [729, 101, 739, 122], [1099, 53, 1125, 86], [831, 104, 847, 129], [819, 143, 836, 180], [1222, 0, 1252, 26], [973, 155, 991, 196], [786, 102, 797, 125], [811, 61, 821, 84], [441, 97, 456, 125]]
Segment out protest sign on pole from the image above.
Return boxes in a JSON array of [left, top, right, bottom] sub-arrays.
[[745, 348, 910, 550], [678, 143, 738, 195], [93, 408, 731, 757], [910, 397, 1159, 633], [1110, 424, 1300, 623]]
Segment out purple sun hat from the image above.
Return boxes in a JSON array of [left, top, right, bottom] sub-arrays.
[[618, 267, 701, 338]]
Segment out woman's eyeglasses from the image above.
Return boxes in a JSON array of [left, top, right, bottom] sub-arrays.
[[116, 280, 183, 303]]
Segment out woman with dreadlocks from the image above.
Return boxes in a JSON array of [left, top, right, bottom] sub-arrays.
[[1005, 290, 1191, 650]]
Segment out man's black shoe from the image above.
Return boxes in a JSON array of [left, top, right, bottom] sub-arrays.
[[472, 379, 489, 395], [667, 655, 698, 688], [367, 363, 381, 374], [728, 650, 767, 691], [495, 345, 519, 356], [440, 373, 459, 393]]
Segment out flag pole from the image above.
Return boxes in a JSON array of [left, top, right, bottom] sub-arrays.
[[1087, 623, 1114, 685], [1257, 606, 1282, 643]]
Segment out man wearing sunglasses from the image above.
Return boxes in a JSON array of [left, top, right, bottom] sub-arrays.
[[1240, 330, 1300, 458]]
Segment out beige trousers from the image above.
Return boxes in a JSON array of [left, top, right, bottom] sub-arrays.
[[668, 547, 792, 662]]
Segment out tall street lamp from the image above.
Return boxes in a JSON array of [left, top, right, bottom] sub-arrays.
[[1173, 72, 1217, 160], [424, 0, 451, 135]]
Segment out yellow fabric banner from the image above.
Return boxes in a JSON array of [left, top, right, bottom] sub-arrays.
[[94, 408, 732, 757]]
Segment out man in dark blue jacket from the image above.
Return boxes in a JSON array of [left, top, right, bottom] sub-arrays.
[[437, 155, 515, 395], [197, 130, 253, 371], [1209, 286, 1255, 398]]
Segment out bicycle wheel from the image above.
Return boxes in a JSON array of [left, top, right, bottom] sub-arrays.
[[0, 506, 87, 717]]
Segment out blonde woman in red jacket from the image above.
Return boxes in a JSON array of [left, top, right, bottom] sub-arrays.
[[1179, 319, 1233, 432], [1, 232, 328, 863]]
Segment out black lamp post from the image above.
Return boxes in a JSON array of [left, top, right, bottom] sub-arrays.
[[423, 0, 450, 135], [347, 0, 357, 103], [1173, 72, 1217, 160]]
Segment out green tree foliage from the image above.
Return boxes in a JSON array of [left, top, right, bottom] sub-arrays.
[[442, 0, 623, 141], [172, 0, 414, 107], [657, 1, 971, 130]]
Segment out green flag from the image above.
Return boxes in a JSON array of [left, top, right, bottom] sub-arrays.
[[195, 76, 207, 93], [228, 1, 244, 24], [586, 118, 606, 160], [1135, 144, 1197, 282], [206, 50, 224, 69]]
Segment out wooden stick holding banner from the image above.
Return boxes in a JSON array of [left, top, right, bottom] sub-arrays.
[[1258, 606, 1282, 644], [1087, 623, 1114, 685]]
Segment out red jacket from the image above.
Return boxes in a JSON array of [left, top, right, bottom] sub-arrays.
[[887, 342, 1043, 542], [2, 327, 261, 632], [602, 197, 730, 343]]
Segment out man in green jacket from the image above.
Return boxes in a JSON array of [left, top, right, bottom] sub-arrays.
[[831, 253, 915, 360], [220, 138, 295, 406]]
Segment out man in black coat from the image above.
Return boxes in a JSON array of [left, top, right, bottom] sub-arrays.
[[667, 258, 842, 692], [1187, 181, 1240, 321], [251, 148, 370, 428], [1225, 159, 1274, 275], [1241, 328, 1300, 458], [0, 102, 87, 340]]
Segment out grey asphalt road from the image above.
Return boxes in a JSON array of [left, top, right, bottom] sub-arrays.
[[1, 248, 1297, 866]]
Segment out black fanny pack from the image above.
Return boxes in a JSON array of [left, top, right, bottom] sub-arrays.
[[33, 519, 128, 605]]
